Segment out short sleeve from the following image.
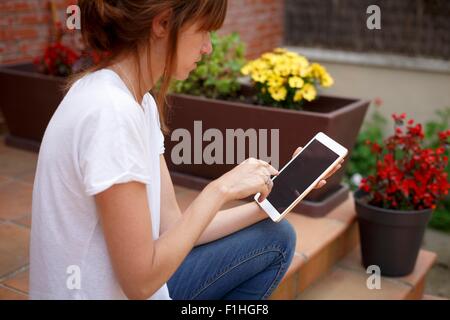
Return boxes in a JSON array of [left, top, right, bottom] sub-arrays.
[[146, 93, 165, 155], [78, 106, 152, 196], [156, 115, 165, 155], [159, 132, 166, 154]]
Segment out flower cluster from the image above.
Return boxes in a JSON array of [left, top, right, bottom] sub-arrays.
[[360, 113, 450, 211], [34, 42, 80, 77], [240, 48, 334, 109]]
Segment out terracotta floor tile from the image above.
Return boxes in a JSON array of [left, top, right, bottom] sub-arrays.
[[269, 254, 305, 300], [325, 194, 356, 224], [0, 147, 38, 178], [0, 223, 30, 278], [0, 180, 33, 220], [336, 246, 366, 272], [15, 171, 36, 185], [0, 286, 28, 300], [337, 247, 437, 288], [283, 253, 306, 280], [0, 175, 11, 185], [286, 213, 346, 258], [13, 215, 32, 228], [396, 250, 436, 287], [297, 266, 411, 300], [2, 269, 29, 294], [270, 271, 299, 300]]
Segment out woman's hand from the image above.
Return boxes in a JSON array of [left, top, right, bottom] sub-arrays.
[[213, 157, 279, 203], [292, 147, 344, 189]]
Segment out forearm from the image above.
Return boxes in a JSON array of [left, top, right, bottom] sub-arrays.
[[140, 182, 226, 298], [195, 201, 269, 246]]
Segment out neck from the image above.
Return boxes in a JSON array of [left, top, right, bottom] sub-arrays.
[[110, 47, 164, 104]]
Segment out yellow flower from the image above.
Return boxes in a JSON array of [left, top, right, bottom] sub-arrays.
[[268, 86, 287, 101], [299, 66, 312, 78], [253, 59, 269, 71], [241, 63, 252, 76], [267, 74, 284, 88], [311, 63, 326, 78], [288, 76, 304, 89], [321, 73, 334, 87], [300, 83, 317, 101], [274, 63, 291, 77], [251, 71, 267, 83], [293, 90, 303, 102], [261, 53, 279, 66]]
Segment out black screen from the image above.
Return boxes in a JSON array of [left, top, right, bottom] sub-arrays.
[[266, 139, 340, 213]]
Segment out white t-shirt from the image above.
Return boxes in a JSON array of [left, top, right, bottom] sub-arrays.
[[29, 69, 171, 300]]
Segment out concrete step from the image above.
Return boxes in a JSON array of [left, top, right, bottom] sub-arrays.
[[269, 194, 359, 299], [174, 185, 360, 300], [296, 247, 437, 300]]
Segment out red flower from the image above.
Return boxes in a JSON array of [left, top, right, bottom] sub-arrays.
[[34, 41, 80, 77], [439, 129, 450, 142], [359, 113, 450, 211]]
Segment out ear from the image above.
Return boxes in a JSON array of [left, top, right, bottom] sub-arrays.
[[152, 9, 171, 38]]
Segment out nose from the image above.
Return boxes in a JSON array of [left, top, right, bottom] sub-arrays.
[[201, 34, 213, 56]]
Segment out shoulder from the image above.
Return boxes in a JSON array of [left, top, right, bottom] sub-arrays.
[[67, 69, 144, 125]]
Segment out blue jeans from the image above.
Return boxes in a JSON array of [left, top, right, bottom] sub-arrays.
[[167, 218, 297, 300]]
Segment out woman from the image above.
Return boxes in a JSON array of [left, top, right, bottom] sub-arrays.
[[29, 0, 342, 300]]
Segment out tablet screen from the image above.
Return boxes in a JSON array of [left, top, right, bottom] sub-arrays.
[[267, 139, 340, 213]]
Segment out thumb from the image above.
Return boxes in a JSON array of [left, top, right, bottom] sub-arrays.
[[292, 146, 303, 158]]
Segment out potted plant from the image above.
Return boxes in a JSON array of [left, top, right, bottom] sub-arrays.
[[0, 20, 101, 152], [166, 33, 369, 216], [355, 113, 450, 276]]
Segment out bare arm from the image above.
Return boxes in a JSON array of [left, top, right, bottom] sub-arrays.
[[195, 202, 268, 246], [159, 156, 268, 246], [95, 180, 226, 300]]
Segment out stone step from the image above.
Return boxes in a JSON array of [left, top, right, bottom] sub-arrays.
[[269, 194, 359, 299], [296, 248, 437, 300], [174, 185, 360, 300]]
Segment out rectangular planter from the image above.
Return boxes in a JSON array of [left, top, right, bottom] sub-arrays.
[[0, 63, 369, 217], [164, 90, 369, 216], [0, 63, 65, 152]]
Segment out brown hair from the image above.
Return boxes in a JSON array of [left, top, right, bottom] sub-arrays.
[[73, 0, 227, 132]]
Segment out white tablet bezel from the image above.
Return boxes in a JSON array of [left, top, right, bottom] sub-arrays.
[[255, 132, 348, 222]]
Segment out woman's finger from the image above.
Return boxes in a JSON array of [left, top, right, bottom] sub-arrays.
[[315, 180, 327, 189], [257, 160, 278, 174], [324, 164, 342, 180], [292, 146, 303, 158], [258, 180, 270, 202]]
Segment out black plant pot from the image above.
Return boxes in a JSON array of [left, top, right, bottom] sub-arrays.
[[354, 190, 432, 277]]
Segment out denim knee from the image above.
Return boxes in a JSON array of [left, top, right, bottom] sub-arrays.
[[275, 220, 297, 260], [258, 219, 297, 263]]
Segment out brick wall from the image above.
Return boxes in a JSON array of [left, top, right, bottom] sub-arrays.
[[0, 0, 80, 65], [220, 0, 284, 59], [0, 0, 285, 65]]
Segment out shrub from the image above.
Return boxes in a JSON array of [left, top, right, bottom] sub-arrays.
[[171, 32, 246, 99]]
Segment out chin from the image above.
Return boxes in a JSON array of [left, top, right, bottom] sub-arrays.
[[173, 73, 189, 81]]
